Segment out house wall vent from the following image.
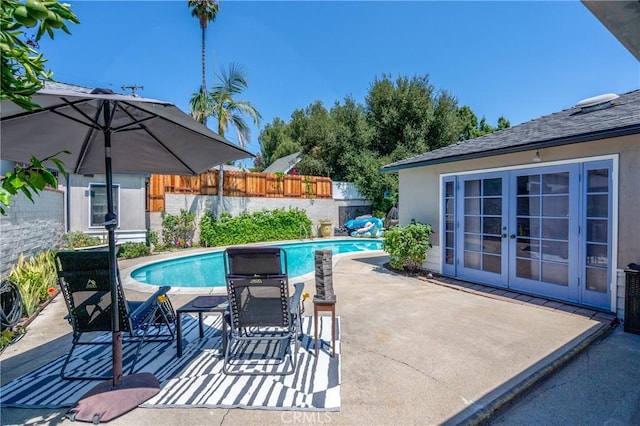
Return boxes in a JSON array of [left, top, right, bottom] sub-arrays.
[[575, 93, 619, 113]]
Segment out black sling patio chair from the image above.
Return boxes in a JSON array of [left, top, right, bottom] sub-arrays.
[[223, 246, 304, 375], [55, 250, 175, 380]]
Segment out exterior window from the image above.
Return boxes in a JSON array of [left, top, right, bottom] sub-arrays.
[[89, 183, 119, 227], [584, 168, 610, 293], [444, 180, 456, 266]]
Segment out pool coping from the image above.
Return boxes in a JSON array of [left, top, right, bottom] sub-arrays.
[[120, 237, 385, 294]]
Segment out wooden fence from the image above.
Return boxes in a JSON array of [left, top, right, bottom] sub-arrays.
[[147, 170, 332, 212]]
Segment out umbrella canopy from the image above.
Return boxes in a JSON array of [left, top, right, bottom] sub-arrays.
[[0, 85, 253, 421], [0, 87, 252, 174]]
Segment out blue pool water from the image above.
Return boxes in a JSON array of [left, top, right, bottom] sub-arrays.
[[131, 239, 383, 288]]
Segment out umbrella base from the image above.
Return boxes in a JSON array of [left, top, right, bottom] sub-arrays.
[[67, 373, 160, 424]]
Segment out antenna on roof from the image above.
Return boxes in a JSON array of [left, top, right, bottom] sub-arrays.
[[121, 84, 144, 96]]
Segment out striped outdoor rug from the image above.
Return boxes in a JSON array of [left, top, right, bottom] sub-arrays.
[[0, 315, 340, 411]]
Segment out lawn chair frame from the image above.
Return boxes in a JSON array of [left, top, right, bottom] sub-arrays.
[[55, 251, 175, 381], [223, 247, 304, 375]]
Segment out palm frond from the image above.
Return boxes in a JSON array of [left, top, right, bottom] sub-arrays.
[[188, 0, 219, 28], [189, 90, 211, 124]]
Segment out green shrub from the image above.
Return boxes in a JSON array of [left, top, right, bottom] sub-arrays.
[[8, 251, 58, 317], [62, 231, 102, 248], [200, 208, 312, 247], [146, 229, 158, 248], [117, 242, 151, 259], [162, 209, 196, 248], [382, 221, 433, 272]]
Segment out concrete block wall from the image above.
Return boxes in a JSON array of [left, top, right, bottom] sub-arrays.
[[0, 189, 64, 277], [151, 193, 371, 243]]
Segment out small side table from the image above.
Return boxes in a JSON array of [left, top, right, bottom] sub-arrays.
[[176, 295, 228, 357], [313, 296, 336, 357]]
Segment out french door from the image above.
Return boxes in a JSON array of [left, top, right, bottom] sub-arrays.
[[444, 161, 612, 310], [508, 166, 579, 301], [456, 173, 509, 287]]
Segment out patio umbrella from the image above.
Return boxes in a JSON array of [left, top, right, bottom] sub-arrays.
[[0, 85, 252, 422]]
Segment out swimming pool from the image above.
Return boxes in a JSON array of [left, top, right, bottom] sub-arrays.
[[130, 239, 383, 288]]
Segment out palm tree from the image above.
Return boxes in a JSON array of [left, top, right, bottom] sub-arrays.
[[188, 0, 219, 124], [189, 63, 261, 217]]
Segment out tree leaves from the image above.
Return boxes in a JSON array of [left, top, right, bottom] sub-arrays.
[[0, 151, 69, 215], [1, 0, 78, 110], [256, 73, 511, 213]]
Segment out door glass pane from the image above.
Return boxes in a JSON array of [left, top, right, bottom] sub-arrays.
[[542, 172, 569, 194], [542, 195, 569, 217], [517, 238, 539, 258], [445, 181, 455, 197], [517, 175, 540, 195], [541, 263, 568, 286], [465, 180, 480, 197], [483, 217, 501, 235], [483, 178, 502, 196], [483, 236, 501, 254], [586, 268, 607, 293], [445, 249, 454, 265], [587, 219, 608, 243], [587, 195, 608, 217], [517, 217, 540, 238], [464, 252, 481, 269], [446, 199, 454, 214], [483, 197, 502, 215], [483, 254, 501, 273], [464, 198, 481, 215], [465, 216, 481, 233], [464, 234, 482, 251], [517, 259, 540, 280], [517, 196, 540, 216], [541, 240, 568, 261], [463, 176, 503, 276], [542, 218, 569, 240], [586, 243, 608, 267], [445, 232, 455, 248], [445, 216, 455, 231], [584, 166, 610, 301], [588, 169, 608, 192]]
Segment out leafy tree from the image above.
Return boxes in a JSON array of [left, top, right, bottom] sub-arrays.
[[188, 0, 219, 125], [457, 105, 510, 140], [1, 0, 78, 109], [325, 97, 372, 181], [189, 63, 261, 216], [256, 73, 509, 213], [457, 105, 481, 140], [0, 0, 78, 215], [1, 153, 66, 215], [365, 74, 435, 157], [496, 116, 510, 130], [427, 91, 463, 150], [291, 101, 337, 177], [256, 117, 299, 171], [207, 63, 261, 146]]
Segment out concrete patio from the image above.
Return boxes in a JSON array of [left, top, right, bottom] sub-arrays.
[[0, 250, 630, 425]]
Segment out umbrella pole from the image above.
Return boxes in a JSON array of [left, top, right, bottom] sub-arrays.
[[103, 110, 123, 389], [67, 101, 160, 424]]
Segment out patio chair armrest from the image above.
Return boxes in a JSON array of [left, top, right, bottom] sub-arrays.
[[129, 286, 172, 323], [290, 282, 304, 315]]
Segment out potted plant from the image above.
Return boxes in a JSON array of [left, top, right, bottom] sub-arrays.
[[319, 219, 332, 237]]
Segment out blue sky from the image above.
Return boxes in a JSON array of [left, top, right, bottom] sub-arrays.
[[39, 1, 639, 163]]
